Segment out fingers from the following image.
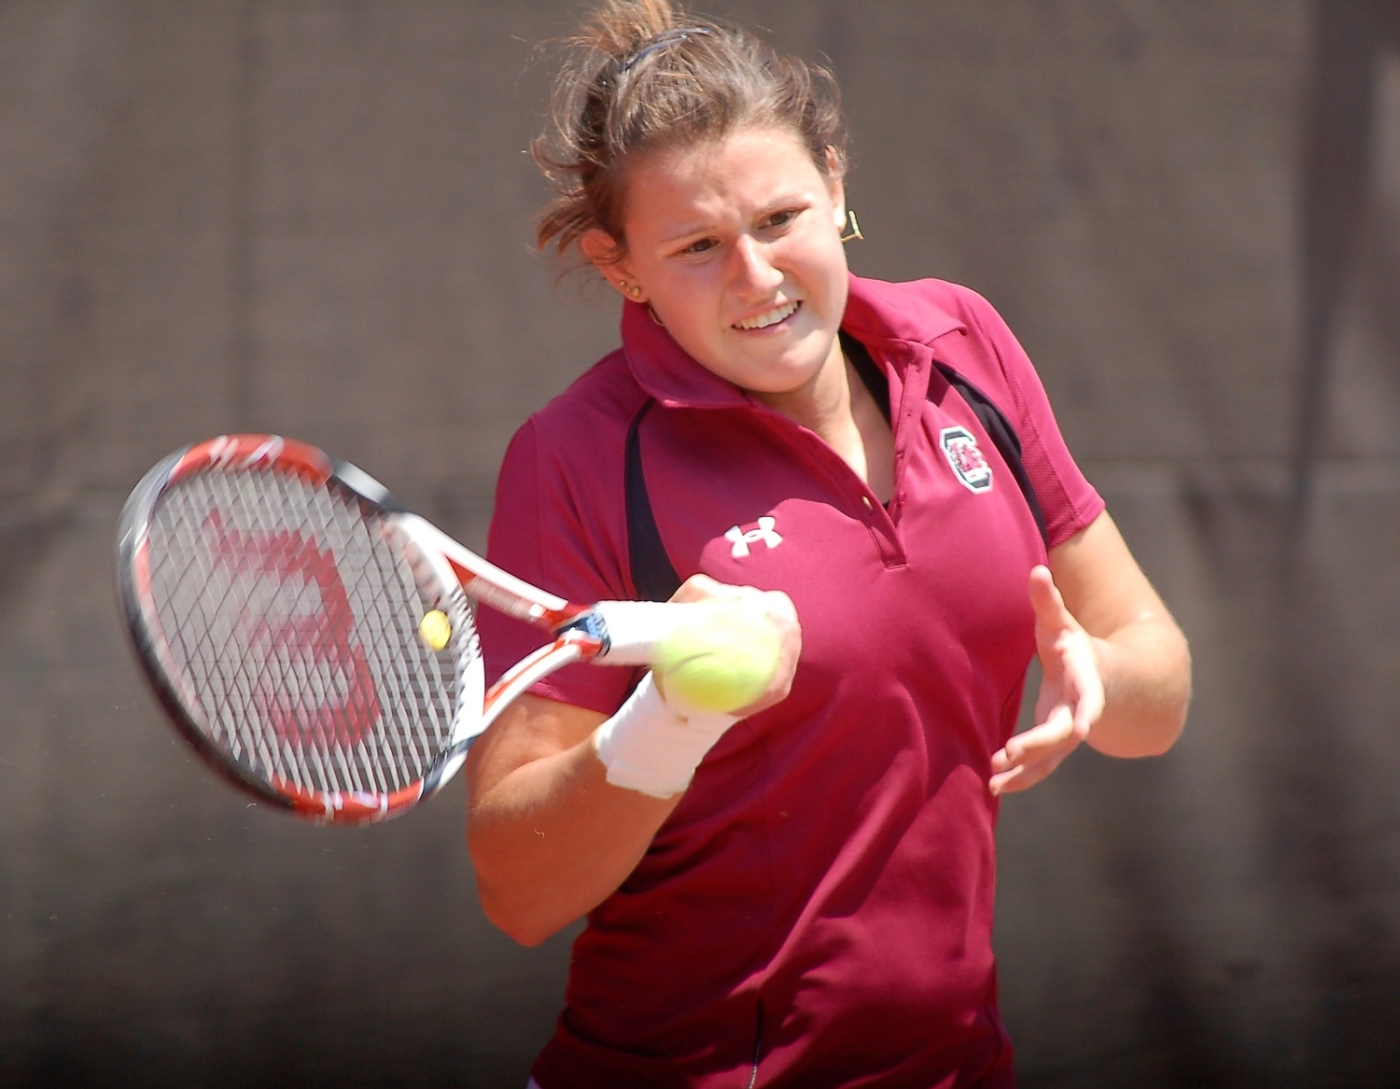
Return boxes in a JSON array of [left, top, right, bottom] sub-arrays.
[[1001, 627, 1103, 795], [1028, 564, 1075, 634], [1071, 659, 1106, 734], [670, 575, 802, 716], [746, 589, 801, 713], [1055, 627, 1105, 736], [992, 703, 1074, 774], [989, 749, 1070, 795], [670, 573, 740, 605], [988, 704, 1081, 797], [1029, 561, 1105, 742]]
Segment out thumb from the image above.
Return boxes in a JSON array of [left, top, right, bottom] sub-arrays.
[[1028, 565, 1072, 631]]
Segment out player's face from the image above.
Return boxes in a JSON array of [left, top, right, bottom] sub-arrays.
[[596, 126, 850, 405]]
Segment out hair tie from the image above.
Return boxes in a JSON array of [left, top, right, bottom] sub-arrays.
[[618, 26, 712, 73]]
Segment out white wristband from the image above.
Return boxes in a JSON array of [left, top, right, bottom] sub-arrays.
[[593, 673, 739, 798]]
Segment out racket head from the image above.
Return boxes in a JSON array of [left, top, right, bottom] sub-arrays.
[[116, 435, 483, 824]]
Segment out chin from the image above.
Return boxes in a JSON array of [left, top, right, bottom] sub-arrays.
[[743, 364, 826, 396], [763, 347, 834, 387]]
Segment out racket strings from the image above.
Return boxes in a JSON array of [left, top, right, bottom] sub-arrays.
[[355, 524, 466, 783], [145, 468, 473, 798]]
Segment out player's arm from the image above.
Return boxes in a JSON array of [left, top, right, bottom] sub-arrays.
[[990, 510, 1191, 795], [467, 575, 801, 946], [466, 693, 677, 946]]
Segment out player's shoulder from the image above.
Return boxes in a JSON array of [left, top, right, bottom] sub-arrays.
[[846, 275, 1013, 348], [888, 276, 1010, 330], [523, 348, 649, 450], [849, 275, 1040, 404]]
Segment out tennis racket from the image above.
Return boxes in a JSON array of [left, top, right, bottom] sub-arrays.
[[116, 434, 693, 825]]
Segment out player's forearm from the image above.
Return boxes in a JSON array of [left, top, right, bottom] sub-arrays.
[[1085, 617, 1191, 758], [468, 740, 679, 946], [466, 661, 763, 944]]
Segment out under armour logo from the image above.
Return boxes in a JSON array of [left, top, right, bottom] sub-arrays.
[[725, 516, 783, 558]]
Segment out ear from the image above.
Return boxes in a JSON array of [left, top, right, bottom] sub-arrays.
[[823, 147, 847, 231], [581, 228, 646, 302]]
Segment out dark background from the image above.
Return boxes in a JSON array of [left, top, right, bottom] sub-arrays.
[[3, 2, 1399, 1086]]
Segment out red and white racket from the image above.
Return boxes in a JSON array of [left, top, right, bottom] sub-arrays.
[[116, 434, 684, 825]]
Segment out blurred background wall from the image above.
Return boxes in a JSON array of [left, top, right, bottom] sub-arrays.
[[2, 1, 1399, 1086]]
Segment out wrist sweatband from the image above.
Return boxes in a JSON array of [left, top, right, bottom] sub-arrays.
[[593, 672, 739, 798]]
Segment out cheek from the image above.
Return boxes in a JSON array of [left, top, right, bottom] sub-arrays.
[[656, 263, 719, 309], [794, 231, 847, 286], [661, 294, 727, 364], [805, 243, 849, 315]]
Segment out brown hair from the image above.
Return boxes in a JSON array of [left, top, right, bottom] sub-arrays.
[[534, 0, 848, 262]]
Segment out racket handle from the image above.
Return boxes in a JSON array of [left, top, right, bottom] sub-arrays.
[[589, 601, 694, 665]]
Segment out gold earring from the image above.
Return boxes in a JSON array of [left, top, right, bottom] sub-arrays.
[[618, 280, 643, 300], [838, 210, 864, 243]]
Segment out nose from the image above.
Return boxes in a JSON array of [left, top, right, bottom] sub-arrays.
[[729, 234, 784, 299]]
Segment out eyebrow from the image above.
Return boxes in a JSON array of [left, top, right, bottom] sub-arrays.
[[654, 193, 814, 248], [657, 222, 714, 247]]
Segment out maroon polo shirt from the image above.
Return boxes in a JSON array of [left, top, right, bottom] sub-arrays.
[[479, 275, 1104, 1088]]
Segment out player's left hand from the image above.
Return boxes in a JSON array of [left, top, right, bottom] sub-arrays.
[[990, 565, 1106, 796]]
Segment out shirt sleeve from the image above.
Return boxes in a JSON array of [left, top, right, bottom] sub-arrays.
[[953, 287, 1105, 548], [476, 419, 642, 717]]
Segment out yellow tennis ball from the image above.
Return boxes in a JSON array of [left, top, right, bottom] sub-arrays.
[[418, 609, 452, 651], [654, 604, 781, 714]]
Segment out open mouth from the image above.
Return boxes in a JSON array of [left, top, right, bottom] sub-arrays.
[[733, 300, 801, 331]]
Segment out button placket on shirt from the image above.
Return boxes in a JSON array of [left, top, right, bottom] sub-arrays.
[[749, 402, 906, 566]]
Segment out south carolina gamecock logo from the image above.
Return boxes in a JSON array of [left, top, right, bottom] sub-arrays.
[[940, 426, 993, 493]]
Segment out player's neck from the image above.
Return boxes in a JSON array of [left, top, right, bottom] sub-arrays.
[[751, 334, 848, 432], [753, 341, 894, 502]]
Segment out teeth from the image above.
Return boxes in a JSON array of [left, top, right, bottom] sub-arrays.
[[735, 300, 799, 330]]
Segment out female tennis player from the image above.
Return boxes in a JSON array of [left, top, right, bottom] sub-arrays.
[[466, 3, 1191, 1085]]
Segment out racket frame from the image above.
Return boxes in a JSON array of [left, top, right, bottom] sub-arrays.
[[117, 434, 624, 825]]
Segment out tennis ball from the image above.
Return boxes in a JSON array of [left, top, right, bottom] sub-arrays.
[[654, 604, 781, 714], [418, 609, 452, 651]]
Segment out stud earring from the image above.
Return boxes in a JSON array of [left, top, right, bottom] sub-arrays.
[[838, 209, 864, 243], [617, 280, 643, 300]]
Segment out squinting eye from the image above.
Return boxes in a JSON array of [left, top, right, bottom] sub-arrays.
[[682, 238, 717, 255], [765, 210, 798, 229]]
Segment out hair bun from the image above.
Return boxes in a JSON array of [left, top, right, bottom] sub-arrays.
[[534, 0, 848, 264]]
